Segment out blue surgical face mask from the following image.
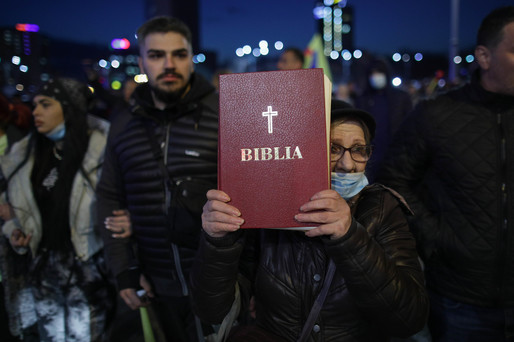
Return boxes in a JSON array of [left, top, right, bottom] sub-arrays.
[[331, 172, 369, 200], [45, 122, 66, 141]]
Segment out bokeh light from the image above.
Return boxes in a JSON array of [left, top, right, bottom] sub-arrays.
[[111, 80, 122, 90], [392, 77, 402, 87], [111, 38, 130, 50]]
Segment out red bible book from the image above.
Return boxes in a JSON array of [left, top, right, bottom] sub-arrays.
[[218, 68, 332, 229]]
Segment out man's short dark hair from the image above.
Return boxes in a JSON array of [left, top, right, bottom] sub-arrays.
[[477, 6, 514, 49], [136, 16, 192, 47], [285, 47, 305, 65]]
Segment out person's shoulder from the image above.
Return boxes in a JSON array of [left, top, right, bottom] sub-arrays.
[[5, 134, 30, 155], [409, 86, 462, 117], [426, 82, 474, 104], [87, 114, 110, 136], [200, 90, 219, 114], [191, 73, 218, 108], [413, 84, 477, 124], [359, 183, 414, 215], [104, 104, 139, 141], [0, 134, 31, 175]]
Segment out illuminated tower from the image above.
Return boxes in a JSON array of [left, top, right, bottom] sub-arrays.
[[314, 0, 354, 57]]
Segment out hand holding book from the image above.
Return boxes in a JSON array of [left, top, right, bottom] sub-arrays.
[[297, 189, 352, 240], [201, 189, 352, 240], [201, 189, 244, 238]]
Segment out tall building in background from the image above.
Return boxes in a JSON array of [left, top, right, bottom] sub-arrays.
[[314, 0, 354, 56], [0, 24, 121, 101], [0, 25, 51, 100], [145, 0, 200, 53]]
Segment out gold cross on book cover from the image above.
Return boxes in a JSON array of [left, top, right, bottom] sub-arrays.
[[218, 68, 332, 229]]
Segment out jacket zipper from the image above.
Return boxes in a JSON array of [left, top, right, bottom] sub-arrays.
[[163, 122, 189, 296]]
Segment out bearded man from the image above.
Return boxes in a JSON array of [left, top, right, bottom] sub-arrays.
[[96, 16, 218, 342]]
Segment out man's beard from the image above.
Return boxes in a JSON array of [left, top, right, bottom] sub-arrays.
[[151, 69, 191, 105], [151, 83, 188, 104]]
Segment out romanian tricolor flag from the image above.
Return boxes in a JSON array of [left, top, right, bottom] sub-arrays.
[[303, 33, 332, 82]]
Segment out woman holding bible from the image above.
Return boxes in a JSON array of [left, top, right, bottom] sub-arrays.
[[190, 100, 428, 341]]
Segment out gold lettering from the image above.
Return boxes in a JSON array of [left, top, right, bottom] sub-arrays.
[[292, 146, 303, 159], [240, 146, 303, 161], [261, 148, 273, 161], [285, 146, 291, 159], [274, 147, 285, 160], [241, 149, 252, 161]]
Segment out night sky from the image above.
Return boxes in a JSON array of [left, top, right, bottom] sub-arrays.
[[2, 0, 512, 62]]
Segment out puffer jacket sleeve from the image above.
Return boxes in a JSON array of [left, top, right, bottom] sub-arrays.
[[190, 230, 254, 324], [324, 187, 429, 338], [96, 114, 140, 290]]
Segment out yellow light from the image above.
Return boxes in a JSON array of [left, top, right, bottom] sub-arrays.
[[134, 74, 148, 83], [111, 80, 122, 90]]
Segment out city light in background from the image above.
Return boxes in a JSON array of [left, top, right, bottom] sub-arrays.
[[2, 0, 500, 99], [111, 38, 130, 50], [15, 23, 39, 32]]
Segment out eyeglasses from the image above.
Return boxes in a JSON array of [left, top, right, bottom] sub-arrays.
[[330, 143, 372, 162]]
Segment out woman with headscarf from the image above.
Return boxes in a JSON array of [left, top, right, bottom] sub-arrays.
[[0, 78, 113, 341]]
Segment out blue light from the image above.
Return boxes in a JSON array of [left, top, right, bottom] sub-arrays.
[[313, 6, 325, 19], [342, 50, 352, 60]]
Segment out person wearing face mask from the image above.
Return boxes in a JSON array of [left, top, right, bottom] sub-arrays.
[[355, 59, 413, 183], [190, 99, 429, 341], [0, 78, 114, 341]]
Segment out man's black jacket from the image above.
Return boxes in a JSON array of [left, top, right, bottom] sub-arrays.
[[377, 77, 514, 308], [96, 73, 218, 296]]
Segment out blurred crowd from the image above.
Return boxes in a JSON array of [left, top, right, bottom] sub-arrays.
[[1, 5, 514, 342]]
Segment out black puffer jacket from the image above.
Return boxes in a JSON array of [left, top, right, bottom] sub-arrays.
[[191, 184, 429, 341], [377, 76, 514, 308], [97, 73, 218, 296]]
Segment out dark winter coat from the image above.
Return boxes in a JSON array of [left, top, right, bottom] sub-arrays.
[[191, 184, 429, 341], [96, 73, 218, 296], [377, 75, 514, 308]]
